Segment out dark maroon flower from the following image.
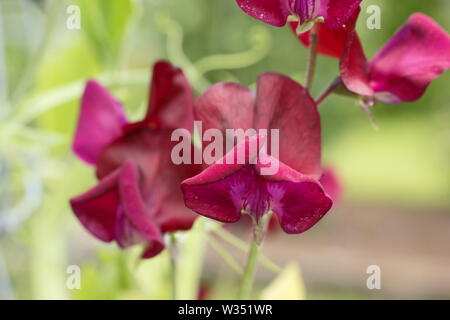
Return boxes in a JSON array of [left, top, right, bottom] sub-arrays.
[[181, 73, 333, 235], [70, 61, 200, 258], [236, 0, 361, 31], [340, 13, 450, 104]]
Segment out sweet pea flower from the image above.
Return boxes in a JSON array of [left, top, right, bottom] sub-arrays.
[[181, 73, 333, 235], [340, 13, 450, 104], [70, 61, 200, 258], [236, 0, 361, 32]]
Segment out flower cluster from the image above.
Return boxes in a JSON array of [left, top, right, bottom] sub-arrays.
[[70, 2, 450, 263]]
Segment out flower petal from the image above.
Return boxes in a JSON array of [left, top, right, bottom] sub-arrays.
[[291, 21, 349, 58], [96, 127, 200, 236], [369, 14, 450, 103], [268, 179, 332, 234], [319, 167, 342, 202], [70, 168, 122, 242], [194, 82, 255, 152], [339, 30, 374, 97], [145, 61, 195, 131], [254, 72, 322, 177], [182, 135, 263, 222], [236, 0, 290, 27], [291, 7, 360, 58], [118, 162, 164, 259], [321, 0, 361, 29], [73, 81, 127, 165]]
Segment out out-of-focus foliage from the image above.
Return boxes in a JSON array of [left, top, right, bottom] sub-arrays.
[[0, 0, 448, 300]]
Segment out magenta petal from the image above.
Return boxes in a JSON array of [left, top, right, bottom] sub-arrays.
[[236, 0, 289, 27], [369, 14, 450, 103], [70, 168, 122, 242], [254, 73, 322, 177], [322, 0, 362, 29], [181, 135, 262, 222], [268, 179, 332, 234], [73, 81, 127, 165], [340, 30, 374, 97], [182, 165, 248, 223], [118, 162, 164, 258], [145, 61, 195, 131]]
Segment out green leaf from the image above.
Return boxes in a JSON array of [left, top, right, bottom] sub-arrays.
[[260, 263, 306, 300]]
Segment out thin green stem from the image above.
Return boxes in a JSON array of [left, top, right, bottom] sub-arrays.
[[305, 24, 318, 91], [239, 212, 272, 299], [169, 233, 177, 300], [239, 240, 260, 300], [316, 77, 342, 106]]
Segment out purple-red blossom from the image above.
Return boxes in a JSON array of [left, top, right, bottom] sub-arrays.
[[181, 73, 333, 234], [340, 13, 450, 104], [182, 135, 332, 234], [70, 61, 200, 259], [236, 0, 361, 30]]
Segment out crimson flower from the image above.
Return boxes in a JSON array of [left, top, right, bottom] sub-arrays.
[[340, 14, 450, 104], [70, 61, 200, 258], [181, 73, 333, 235], [236, 0, 361, 31]]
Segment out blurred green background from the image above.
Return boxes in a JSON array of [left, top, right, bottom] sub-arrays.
[[0, 0, 449, 300]]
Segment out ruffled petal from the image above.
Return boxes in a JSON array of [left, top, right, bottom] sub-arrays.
[[236, 0, 290, 27], [254, 72, 322, 177], [145, 61, 195, 131], [182, 135, 263, 222], [369, 14, 450, 103], [70, 168, 122, 242], [73, 81, 127, 165]]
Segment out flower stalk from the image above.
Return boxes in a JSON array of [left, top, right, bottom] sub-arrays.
[[169, 232, 178, 300], [239, 211, 273, 299], [305, 24, 318, 90]]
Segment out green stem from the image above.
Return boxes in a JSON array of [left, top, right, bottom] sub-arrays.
[[239, 212, 272, 299], [239, 240, 260, 300], [316, 77, 342, 106], [169, 233, 177, 300], [305, 24, 318, 90]]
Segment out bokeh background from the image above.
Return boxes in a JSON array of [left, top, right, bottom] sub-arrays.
[[0, 0, 449, 300]]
